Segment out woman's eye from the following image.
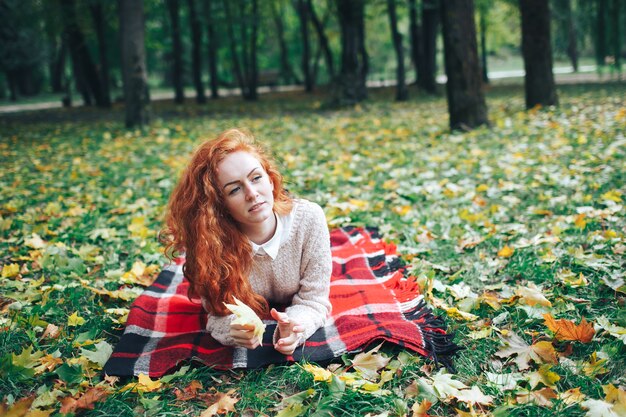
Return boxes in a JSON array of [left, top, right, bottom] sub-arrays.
[[228, 187, 240, 195], [252, 175, 262, 182]]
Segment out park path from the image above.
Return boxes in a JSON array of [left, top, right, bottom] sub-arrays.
[[0, 65, 618, 115]]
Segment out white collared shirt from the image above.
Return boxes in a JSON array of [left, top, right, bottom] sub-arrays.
[[250, 210, 294, 259]]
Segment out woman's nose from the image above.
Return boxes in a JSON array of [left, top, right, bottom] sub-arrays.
[[244, 182, 257, 200]]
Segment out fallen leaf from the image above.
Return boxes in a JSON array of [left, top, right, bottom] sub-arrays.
[[497, 246, 514, 258], [516, 387, 557, 407], [59, 386, 110, 414], [544, 314, 595, 342], [0, 396, 34, 417], [495, 333, 554, 370], [351, 343, 390, 380], [302, 363, 333, 382], [410, 399, 432, 417], [200, 390, 238, 417], [67, 311, 86, 327], [517, 284, 552, 307]]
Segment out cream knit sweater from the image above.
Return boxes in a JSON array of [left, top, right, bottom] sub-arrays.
[[206, 199, 332, 347]]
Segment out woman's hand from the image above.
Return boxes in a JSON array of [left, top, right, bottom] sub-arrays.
[[229, 322, 262, 349], [271, 308, 304, 355]]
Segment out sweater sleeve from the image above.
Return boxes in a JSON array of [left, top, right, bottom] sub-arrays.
[[283, 202, 332, 343], [202, 297, 236, 346]]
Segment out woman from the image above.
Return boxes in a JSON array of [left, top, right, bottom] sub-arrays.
[[162, 128, 332, 355]]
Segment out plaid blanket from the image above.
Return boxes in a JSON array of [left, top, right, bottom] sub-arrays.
[[103, 227, 459, 377]]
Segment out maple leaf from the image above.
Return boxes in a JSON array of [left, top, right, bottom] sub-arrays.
[[430, 371, 468, 399], [410, 400, 432, 417], [497, 245, 514, 258], [0, 396, 35, 417], [526, 364, 561, 389], [12, 345, 44, 369], [199, 390, 238, 417], [350, 343, 391, 380], [495, 333, 554, 370], [454, 386, 494, 405], [516, 387, 557, 407], [596, 316, 626, 344], [543, 314, 595, 343], [80, 341, 113, 367], [302, 363, 333, 382], [516, 283, 552, 307], [174, 380, 204, 401], [223, 297, 266, 339], [59, 386, 110, 414], [580, 399, 620, 417], [560, 387, 586, 405], [67, 311, 86, 327], [1, 263, 20, 278]]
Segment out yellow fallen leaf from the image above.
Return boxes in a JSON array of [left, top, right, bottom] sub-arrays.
[[574, 213, 587, 229], [527, 364, 561, 389], [497, 246, 514, 258], [302, 363, 333, 382], [351, 343, 390, 380], [560, 387, 586, 405], [601, 190, 622, 203], [68, 312, 86, 327], [133, 373, 162, 392], [1, 263, 20, 278], [224, 297, 266, 339], [25, 233, 46, 249], [516, 387, 557, 407]]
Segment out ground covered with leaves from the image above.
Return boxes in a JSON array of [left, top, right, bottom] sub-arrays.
[[1, 83, 625, 416]]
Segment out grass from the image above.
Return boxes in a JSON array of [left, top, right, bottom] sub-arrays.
[[1, 81, 625, 416]]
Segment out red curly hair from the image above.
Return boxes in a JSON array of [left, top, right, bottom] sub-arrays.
[[162, 128, 293, 316]]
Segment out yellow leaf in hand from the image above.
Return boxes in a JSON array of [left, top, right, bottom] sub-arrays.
[[224, 297, 266, 339]]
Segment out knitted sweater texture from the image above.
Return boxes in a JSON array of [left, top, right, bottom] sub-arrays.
[[206, 199, 332, 347]]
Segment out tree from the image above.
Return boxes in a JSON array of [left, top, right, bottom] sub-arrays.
[[418, 0, 439, 94], [188, 0, 206, 103], [61, 0, 108, 107], [166, 0, 185, 103], [307, 0, 334, 83], [296, 0, 313, 92], [270, 0, 300, 85], [120, 0, 150, 127], [336, 0, 367, 103], [204, 0, 220, 98], [223, 0, 259, 100], [477, 0, 489, 82], [89, 0, 112, 107], [519, 0, 558, 108], [440, 0, 488, 130], [387, 0, 408, 101]]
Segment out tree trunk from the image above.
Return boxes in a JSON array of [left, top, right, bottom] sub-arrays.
[[223, 0, 245, 95], [247, 0, 258, 100], [441, 0, 488, 130], [479, 6, 489, 83], [50, 38, 67, 93], [610, 0, 621, 72], [408, 0, 420, 85], [204, 0, 220, 98], [596, 0, 607, 67], [120, 0, 150, 127], [564, 0, 578, 72], [296, 0, 313, 92], [270, 0, 300, 85], [89, 0, 112, 107], [419, 0, 439, 94], [387, 0, 408, 101], [187, 0, 206, 103], [336, 0, 367, 103], [61, 0, 107, 107], [166, 0, 185, 103], [307, 0, 334, 82], [519, 0, 558, 108]]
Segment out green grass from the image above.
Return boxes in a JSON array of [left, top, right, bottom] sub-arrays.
[[1, 81, 625, 416]]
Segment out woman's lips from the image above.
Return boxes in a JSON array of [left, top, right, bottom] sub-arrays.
[[249, 202, 265, 212]]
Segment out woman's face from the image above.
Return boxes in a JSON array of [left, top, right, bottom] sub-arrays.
[[216, 151, 275, 233]]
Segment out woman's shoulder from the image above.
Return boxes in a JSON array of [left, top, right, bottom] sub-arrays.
[[292, 198, 325, 220]]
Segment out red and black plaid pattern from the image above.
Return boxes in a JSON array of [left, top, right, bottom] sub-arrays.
[[103, 227, 458, 377]]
